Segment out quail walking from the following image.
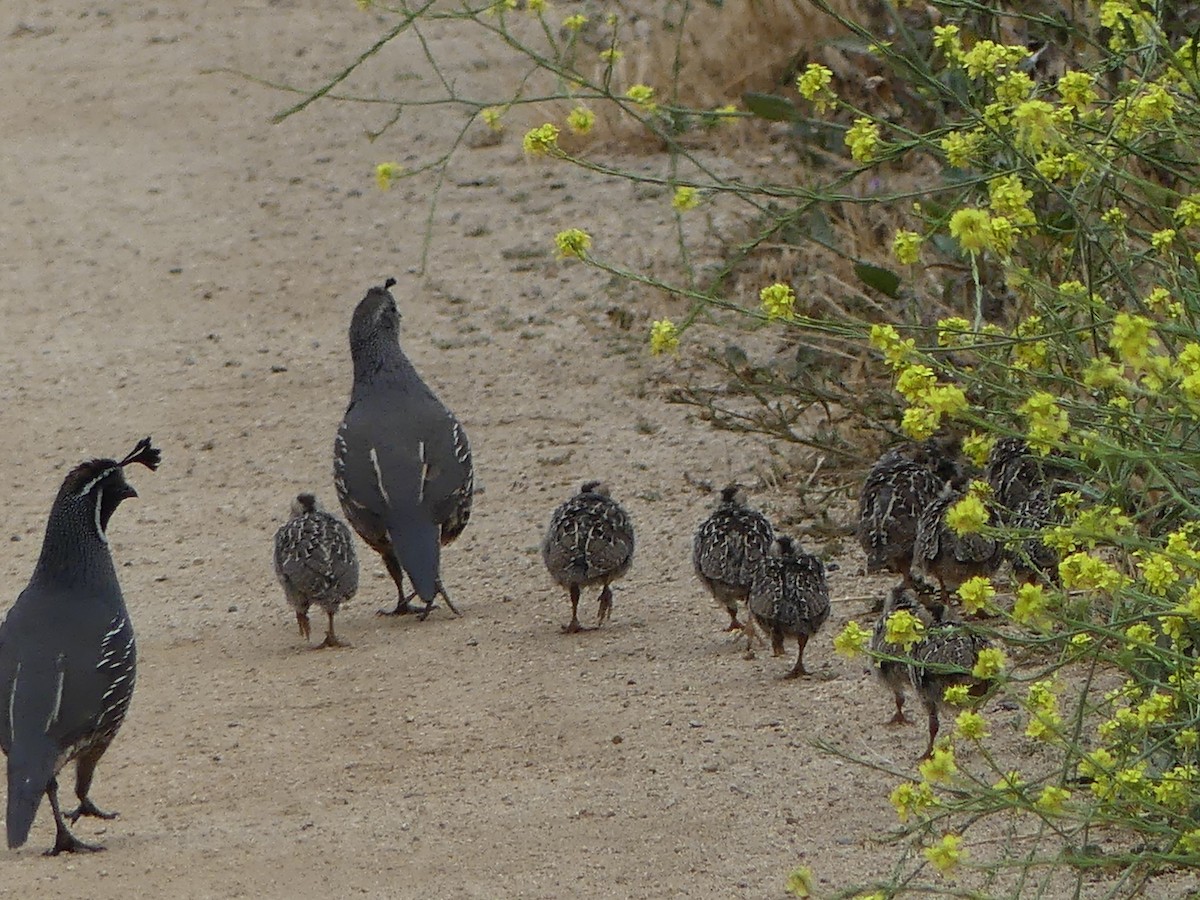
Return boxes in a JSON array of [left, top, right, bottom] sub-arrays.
[[334, 278, 474, 620], [748, 536, 830, 678], [274, 494, 359, 648], [542, 482, 635, 633], [911, 483, 1003, 605], [869, 584, 935, 726], [693, 485, 774, 637], [0, 437, 159, 854], [908, 607, 991, 759]]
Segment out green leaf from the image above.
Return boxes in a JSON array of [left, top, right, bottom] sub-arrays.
[[742, 92, 802, 122], [854, 262, 902, 298]]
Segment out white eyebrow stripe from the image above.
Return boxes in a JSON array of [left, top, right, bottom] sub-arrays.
[[369, 447, 391, 506], [76, 467, 118, 498]]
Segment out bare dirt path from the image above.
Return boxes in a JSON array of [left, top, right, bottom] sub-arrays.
[[0, 3, 940, 897]]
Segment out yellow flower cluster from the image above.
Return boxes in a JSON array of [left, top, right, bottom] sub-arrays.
[[625, 84, 656, 111], [924, 833, 964, 875], [892, 229, 922, 265], [760, 283, 796, 321], [846, 118, 881, 162], [946, 491, 989, 536], [971, 647, 1006, 679], [374, 162, 403, 191], [957, 576, 995, 614], [566, 106, 594, 135], [1013, 583, 1051, 630], [889, 780, 935, 822], [1058, 551, 1125, 591], [649, 319, 679, 355], [919, 746, 958, 784], [1024, 680, 1061, 741], [796, 63, 837, 114], [523, 123, 560, 155], [554, 228, 591, 259], [884, 609, 924, 650], [1018, 391, 1069, 454], [672, 186, 700, 212], [833, 620, 871, 658]]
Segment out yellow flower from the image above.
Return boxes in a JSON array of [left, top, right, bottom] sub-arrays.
[[972, 647, 1006, 679], [481, 106, 505, 131], [946, 493, 988, 536], [374, 162, 403, 191], [834, 620, 871, 658], [1012, 99, 1057, 153], [1151, 228, 1176, 251], [554, 228, 591, 259], [960, 432, 993, 467], [1110, 312, 1156, 369], [919, 746, 958, 784], [988, 174, 1035, 224], [940, 129, 983, 167], [1140, 552, 1180, 595], [1019, 391, 1069, 454], [995, 71, 1034, 105], [845, 118, 881, 162], [931, 24, 963, 63], [957, 576, 995, 615], [527, 0, 546, 12], [649, 319, 679, 355], [937, 316, 971, 348], [884, 609, 925, 650], [1177, 194, 1200, 227], [869, 324, 916, 368], [961, 39, 1028, 78], [956, 709, 988, 740], [948, 208, 992, 254], [895, 364, 936, 402], [1058, 70, 1097, 110], [599, 47, 623, 63], [522, 123, 560, 155], [1124, 621, 1154, 648], [1025, 680, 1061, 741], [1013, 583, 1050, 630], [1083, 356, 1126, 391], [943, 684, 970, 706], [796, 63, 836, 113], [785, 866, 813, 898], [901, 406, 939, 440], [672, 186, 700, 212], [566, 106, 595, 135], [893, 229, 923, 265], [561, 12, 587, 30], [760, 283, 796, 321], [625, 83, 656, 110], [924, 833, 965, 875], [1035, 785, 1071, 815], [889, 781, 934, 822], [1058, 552, 1125, 591]]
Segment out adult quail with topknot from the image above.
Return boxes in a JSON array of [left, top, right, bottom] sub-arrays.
[[908, 607, 991, 759], [542, 482, 635, 633], [858, 441, 960, 588], [748, 536, 830, 679], [274, 493, 359, 648], [869, 584, 936, 726], [911, 482, 1003, 605], [334, 278, 474, 620], [0, 437, 159, 854], [693, 485, 774, 636]]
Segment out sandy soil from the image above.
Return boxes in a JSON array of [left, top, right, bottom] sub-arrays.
[[3, 3, 1192, 899]]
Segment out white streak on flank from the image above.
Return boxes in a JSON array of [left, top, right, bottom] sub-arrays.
[[45, 663, 65, 733], [417, 441, 427, 504], [9, 663, 20, 742], [369, 447, 391, 506]]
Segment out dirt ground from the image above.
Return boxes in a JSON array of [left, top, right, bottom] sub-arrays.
[[1, 3, 1193, 899]]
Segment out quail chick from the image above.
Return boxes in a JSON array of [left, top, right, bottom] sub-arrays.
[[984, 437, 1044, 513], [869, 584, 936, 726], [334, 278, 473, 620], [911, 483, 1003, 605], [985, 439, 1062, 586], [909, 607, 991, 759], [858, 442, 959, 587], [1008, 488, 1060, 586], [748, 536, 830, 678], [0, 437, 159, 854], [274, 493, 359, 649], [542, 482, 635, 633], [693, 485, 774, 636]]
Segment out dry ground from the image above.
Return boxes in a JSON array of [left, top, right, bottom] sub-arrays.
[[2, 3, 1195, 899]]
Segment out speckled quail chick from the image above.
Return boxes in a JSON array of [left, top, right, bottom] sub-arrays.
[[870, 584, 937, 727], [274, 493, 359, 649], [985, 438, 1062, 586], [909, 607, 991, 759], [693, 485, 774, 637], [748, 536, 830, 679], [0, 437, 159, 855], [911, 483, 1003, 605], [334, 278, 473, 621], [542, 482, 635, 633], [858, 441, 960, 587]]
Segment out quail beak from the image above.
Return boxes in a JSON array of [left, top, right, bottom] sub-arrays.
[[119, 485, 138, 501]]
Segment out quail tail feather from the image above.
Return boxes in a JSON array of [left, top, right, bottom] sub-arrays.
[[6, 736, 56, 849], [390, 513, 441, 604]]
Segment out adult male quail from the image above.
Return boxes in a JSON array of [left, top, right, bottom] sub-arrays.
[[0, 437, 159, 854], [911, 483, 1003, 605], [274, 493, 359, 648], [542, 482, 635, 633], [869, 584, 936, 726], [909, 607, 991, 759], [334, 278, 474, 620], [693, 485, 774, 635], [857, 441, 959, 588], [748, 536, 830, 679]]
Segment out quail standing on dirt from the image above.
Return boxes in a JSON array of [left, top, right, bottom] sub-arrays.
[[911, 483, 1003, 605], [693, 485, 774, 636], [0, 437, 159, 854], [274, 493, 359, 648], [869, 584, 935, 726], [748, 536, 830, 679], [334, 278, 474, 620], [542, 482, 635, 633], [909, 607, 991, 759]]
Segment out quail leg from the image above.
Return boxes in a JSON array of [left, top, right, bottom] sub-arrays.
[[887, 691, 911, 726], [315, 610, 350, 649], [783, 634, 810, 680], [596, 584, 613, 627], [416, 581, 460, 621], [377, 554, 418, 616], [67, 747, 117, 823], [45, 779, 103, 856], [723, 602, 743, 632], [919, 705, 940, 761], [562, 584, 589, 633], [296, 610, 311, 642]]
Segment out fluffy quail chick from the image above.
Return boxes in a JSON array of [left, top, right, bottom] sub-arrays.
[[749, 536, 830, 678], [911, 483, 1003, 605], [870, 584, 936, 726], [0, 437, 159, 855], [858, 442, 958, 587], [693, 485, 774, 635], [334, 278, 473, 620], [909, 607, 991, 759], [542, 482, 635, 633], [1008, 489, 1060, 586], [274, 493, 360, 649]]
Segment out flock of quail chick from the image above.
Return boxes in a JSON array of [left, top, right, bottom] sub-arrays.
[[0, 276, 1053, 855]]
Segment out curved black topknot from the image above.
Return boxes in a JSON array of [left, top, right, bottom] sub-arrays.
[[384, 277, 397, 290], [119, 437, 161, 472]]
